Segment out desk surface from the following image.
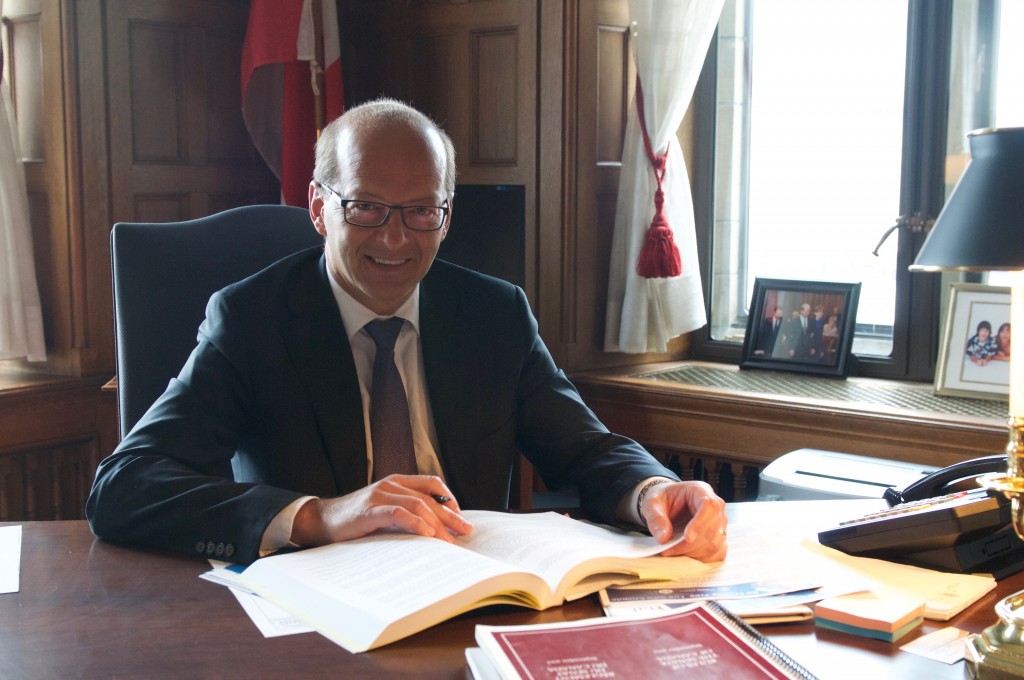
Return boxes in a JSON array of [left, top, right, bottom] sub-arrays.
[[1, 501, 1018, 679]]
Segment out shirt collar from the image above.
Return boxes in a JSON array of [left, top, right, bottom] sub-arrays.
[[324, 272, 421, 341]]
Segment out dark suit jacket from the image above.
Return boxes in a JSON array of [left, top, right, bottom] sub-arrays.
[[87, 248, 676, 563], [794, 316, 823, 359]]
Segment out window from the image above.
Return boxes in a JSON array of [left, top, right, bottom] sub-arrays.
[[693, 0, 1023, 381]]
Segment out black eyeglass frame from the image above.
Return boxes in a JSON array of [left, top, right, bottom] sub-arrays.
[[317, 183, 450, 232]]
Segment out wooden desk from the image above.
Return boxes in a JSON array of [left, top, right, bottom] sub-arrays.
[[1, 502, 1018, 679]]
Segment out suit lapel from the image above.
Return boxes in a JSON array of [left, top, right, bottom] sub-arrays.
[[283, 256, 368, 494], [419, 265, 481, 495]]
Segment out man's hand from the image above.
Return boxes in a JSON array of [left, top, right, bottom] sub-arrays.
[[641, 480, 727, 562], [289, 475, 473, 548]]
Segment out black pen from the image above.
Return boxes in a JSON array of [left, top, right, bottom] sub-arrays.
[[431, 494, 452, 504]]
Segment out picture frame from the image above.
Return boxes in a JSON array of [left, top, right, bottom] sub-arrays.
[[740, 278, 861, 378], [935, 283, 1011, 401]]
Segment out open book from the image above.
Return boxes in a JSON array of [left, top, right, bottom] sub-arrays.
[[237, 510, 710, 652]]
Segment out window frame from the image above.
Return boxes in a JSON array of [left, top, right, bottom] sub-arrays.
[[690, 0, 960, 382]]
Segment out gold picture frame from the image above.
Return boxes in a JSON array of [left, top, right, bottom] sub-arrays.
[[935, 283, 1011, 400]]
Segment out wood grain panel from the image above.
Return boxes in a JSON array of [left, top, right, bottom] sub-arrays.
[[208, 191, 283, 216], [595, 23, 628, 166], [128, 20, 186, 162], [205, 29, 252, 163], [133, 194, 189, 223], [471, 27, 517, 165], [106, 0, 276, 225], [0, 438, 101, 521], [0, 375, 116, 521], [407, 34, 455, 136]]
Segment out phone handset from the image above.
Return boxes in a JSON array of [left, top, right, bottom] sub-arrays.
[[883, 454, 1007, 506]]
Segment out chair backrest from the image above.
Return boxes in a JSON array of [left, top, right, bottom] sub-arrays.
[[111, 204, 323, 438]]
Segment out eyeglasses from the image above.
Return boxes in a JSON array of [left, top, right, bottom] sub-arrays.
[[318, 184, 449, 232]]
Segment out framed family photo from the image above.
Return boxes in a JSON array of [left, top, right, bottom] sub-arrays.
[[740, 278, 861, 378], [935, 283, 1011, 401]]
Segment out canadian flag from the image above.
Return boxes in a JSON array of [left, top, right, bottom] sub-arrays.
[[241, 0, 344, 207]]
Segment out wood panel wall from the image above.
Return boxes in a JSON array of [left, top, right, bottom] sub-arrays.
[[0, 378, 113, 521], [361, 0, 682, 372], [0, 0, 277, 520]]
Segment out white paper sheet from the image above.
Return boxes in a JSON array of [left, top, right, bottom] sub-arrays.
[[201, 561, 313, 637], [1, 525, 22, 594]]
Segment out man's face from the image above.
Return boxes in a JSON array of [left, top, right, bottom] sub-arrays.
[[800, 304, 811, 317], [310, 123, 450, 315]]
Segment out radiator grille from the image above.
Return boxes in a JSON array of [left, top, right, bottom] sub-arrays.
[[632, 364, 1007, 420]]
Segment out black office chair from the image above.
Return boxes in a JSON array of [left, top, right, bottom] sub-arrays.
[[111, 205, 323, 438]]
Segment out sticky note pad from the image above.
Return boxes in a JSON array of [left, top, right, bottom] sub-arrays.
[[815, 590, 925, 643]]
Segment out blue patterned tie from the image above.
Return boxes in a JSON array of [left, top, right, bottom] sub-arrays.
[[365, 317, 417, 480]]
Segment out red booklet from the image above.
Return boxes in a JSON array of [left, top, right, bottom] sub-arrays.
[[473, 602, 816, 679]]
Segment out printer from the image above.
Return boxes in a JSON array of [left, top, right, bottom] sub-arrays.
[[758, 448, 939, 501]]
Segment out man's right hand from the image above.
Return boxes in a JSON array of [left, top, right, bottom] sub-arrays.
[[288, 475, 473, 548]]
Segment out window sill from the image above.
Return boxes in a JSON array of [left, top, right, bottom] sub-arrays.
[[571, 361, 1007, 470]]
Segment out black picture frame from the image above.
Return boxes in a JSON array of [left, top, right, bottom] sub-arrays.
[[740, 278, 861, 378]]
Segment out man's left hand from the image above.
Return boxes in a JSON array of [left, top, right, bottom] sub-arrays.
[[641, 481, 727, 562]]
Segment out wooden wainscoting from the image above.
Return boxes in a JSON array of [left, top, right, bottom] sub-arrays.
[[0, 376, 117, 521]]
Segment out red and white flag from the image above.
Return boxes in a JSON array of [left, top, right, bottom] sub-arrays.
[[241, 0, 344, 207]]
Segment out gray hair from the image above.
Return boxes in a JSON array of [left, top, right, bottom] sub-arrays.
[[313, 97, 457, 198]]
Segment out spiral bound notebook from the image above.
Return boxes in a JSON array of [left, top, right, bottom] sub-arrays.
[[472, 600, 817, 680]]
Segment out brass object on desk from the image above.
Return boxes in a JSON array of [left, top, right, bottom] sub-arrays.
[[982, 419, 1024, 541], [969, 419, 1024, 679], [966, 588, 1024, 679]]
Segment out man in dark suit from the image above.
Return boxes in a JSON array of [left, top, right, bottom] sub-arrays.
[[755, 306, 783, 356], [86, 99, 727, 566], [793, 303, 823, 360]]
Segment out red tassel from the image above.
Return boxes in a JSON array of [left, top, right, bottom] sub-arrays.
[[636, 188, 682, 278], [633, 76, 682, 279], [636, 220, 682, 277]]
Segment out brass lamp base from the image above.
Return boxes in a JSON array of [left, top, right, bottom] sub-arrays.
[[967, 590, 1024, 678], [969, 419, 1024, 678]]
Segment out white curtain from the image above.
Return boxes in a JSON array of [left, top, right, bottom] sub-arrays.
[[1, 63, 46, 361], [604, 0, 724, 353]]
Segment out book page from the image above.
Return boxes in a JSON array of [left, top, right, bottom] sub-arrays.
[[457, 511, 701, 600], [248, 532, 528, 618], [240, 531, 553, 652], [599, 522, 846, 607]]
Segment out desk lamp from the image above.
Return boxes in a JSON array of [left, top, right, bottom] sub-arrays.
[[909, 126, 1024, 678]]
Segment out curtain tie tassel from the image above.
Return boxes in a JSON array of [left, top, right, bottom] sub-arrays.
[[636, 188, 682, 278], [634, 76, 681, 279]]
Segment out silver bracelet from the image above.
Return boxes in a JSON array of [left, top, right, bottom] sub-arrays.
[[636, 478, 674, 522]]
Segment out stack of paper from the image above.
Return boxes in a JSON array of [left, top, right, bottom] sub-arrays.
[[814, 590, 925, 642]]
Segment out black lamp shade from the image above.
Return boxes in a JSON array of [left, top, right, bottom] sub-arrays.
[[911, 127, 1024, 272]]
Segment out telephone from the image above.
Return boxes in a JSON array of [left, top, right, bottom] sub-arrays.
[[818, 455, 1024, 579]]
